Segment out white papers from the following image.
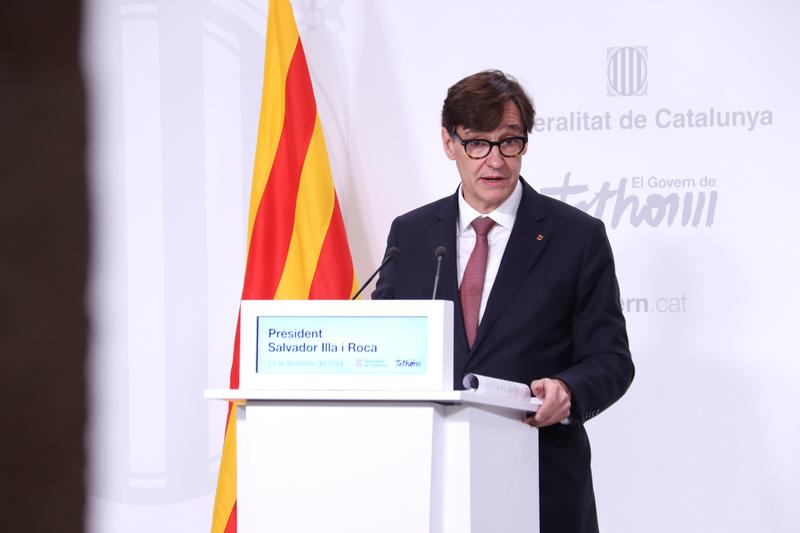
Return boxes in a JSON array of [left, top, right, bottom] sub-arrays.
[[462, 373, 533, 403]]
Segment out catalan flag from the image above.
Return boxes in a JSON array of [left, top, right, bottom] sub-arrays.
[[210, 0, 358, 530]]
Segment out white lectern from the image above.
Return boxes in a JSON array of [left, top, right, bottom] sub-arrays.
[[206, 301, 540, 533]]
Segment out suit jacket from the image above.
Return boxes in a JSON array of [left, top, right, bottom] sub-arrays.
[[372, 178, 634, 533]]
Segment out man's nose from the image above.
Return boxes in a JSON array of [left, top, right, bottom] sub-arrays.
[[485, 145, 504, 167]]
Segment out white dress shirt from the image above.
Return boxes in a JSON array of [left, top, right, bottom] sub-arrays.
[[456, 179, 522, 321]]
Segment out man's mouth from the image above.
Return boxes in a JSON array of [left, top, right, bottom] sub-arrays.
[[481, 176, 506, 184]]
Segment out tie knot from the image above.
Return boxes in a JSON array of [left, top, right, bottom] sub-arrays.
[[471, 216, 496, 236]]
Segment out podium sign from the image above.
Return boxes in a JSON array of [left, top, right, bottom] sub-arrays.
[[239, 300, 454, 391]]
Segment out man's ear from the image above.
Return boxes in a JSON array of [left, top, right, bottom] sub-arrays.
[[441, 127, 457, 161]]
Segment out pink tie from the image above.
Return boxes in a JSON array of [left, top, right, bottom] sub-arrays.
[[461, 216, 496, 349]]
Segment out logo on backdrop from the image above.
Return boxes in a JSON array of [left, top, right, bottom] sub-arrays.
[[540, 171, 718, 229], [607, 46, 648, 97], [533, 45, 774, 133]]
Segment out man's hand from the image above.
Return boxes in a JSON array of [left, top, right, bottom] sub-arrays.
[[524, 378, 571, 427]]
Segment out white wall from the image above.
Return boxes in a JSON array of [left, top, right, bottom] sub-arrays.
[[83, 1, 800, 531]]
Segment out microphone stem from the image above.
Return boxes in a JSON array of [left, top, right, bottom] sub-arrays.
[[431, 254, 443, 300], [351, 256, 390, 300]]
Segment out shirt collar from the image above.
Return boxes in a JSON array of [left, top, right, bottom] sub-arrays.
[[457, 179, 522, 233]]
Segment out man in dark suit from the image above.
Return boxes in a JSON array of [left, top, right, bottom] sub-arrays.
[[372, 70, 634, 533]]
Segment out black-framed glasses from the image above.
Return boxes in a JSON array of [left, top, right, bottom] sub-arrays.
[[452, 132, 528, 159]]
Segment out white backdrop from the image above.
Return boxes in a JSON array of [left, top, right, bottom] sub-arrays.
[[83, 1, 800, 532]]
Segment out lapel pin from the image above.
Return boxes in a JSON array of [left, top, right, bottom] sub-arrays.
[[536, 234, 544, 241]]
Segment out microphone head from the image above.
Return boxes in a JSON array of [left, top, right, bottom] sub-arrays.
[[385, 246, 400, 259], [434, 246, 447, 258]]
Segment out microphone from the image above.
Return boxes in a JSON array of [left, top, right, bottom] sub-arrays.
[[431, 246, 446, 300], [351, 246, 400, 300]]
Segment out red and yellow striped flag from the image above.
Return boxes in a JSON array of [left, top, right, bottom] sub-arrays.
[[211, 1, 358, 531]]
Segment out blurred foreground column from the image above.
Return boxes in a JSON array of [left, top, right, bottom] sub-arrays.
[[0, 2, 87, 533]]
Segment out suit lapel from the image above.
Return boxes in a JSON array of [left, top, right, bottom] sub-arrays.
[[469, 180, 553, 357], [429, 190, 470, 368]]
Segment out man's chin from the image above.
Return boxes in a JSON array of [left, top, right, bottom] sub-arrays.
[[479, 178, 514, 196]]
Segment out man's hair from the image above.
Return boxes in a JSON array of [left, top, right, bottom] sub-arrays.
[[441, 70, 535, 135]]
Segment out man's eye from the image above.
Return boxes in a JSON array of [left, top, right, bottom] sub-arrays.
[[500, 138, 516, 145], [466, 140, 487, 148]]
